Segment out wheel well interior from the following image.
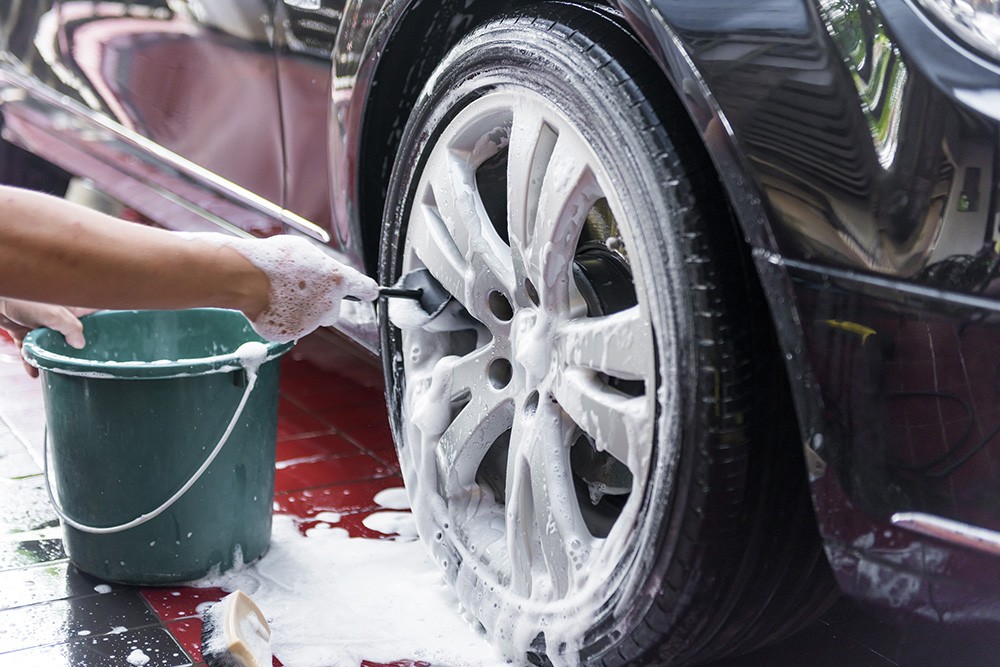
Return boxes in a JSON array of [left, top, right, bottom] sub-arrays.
[[357, 0, 768, 323]]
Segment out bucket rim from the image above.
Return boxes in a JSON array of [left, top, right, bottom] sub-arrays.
[[22, 309, 294, 379]]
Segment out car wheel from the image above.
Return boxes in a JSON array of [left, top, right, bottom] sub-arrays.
[[378, 5, 836, 665]]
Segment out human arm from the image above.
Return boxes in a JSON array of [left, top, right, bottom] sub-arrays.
[[0, 185, 271, 317], [0, 185, 378, 344]]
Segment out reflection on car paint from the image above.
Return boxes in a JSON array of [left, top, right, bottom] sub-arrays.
[[58, 1, 285, 229]]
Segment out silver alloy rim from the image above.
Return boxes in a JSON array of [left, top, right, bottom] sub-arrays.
[[396, 89, 657, 614]]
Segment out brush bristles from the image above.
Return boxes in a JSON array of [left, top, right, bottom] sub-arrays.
[[201, 597, 242, 667]]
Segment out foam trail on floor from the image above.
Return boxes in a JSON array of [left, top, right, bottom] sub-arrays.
[[194, 513, 509, 667]]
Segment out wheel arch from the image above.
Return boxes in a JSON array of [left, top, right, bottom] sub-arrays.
[[611, 0, 829, 541]]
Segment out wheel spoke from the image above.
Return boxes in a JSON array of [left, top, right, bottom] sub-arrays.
[[507, 108, 556, 290], [553, 367, 652, 474], [425, 154, 515, 317], [529, 132, 601, 311], [505, 435, 537, 597], [437, 395, 515, 492], [555, 306, 654, 381], [528, 401, 595, 596], [432, 345, 515, 490], [409, 201, 471, 305]]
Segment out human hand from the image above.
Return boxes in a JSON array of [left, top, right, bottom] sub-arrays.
[[0, 299, 95, 377], [184, 233, 379, 343]]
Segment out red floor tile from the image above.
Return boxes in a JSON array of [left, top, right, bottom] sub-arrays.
[[272, 454, 393, 494], [347, 439, 399, 475], [275, 437, 329, 462], [283, 379, 385, 413], [284, 508, 408, 539], [275, 433, 360, 462], [315, 402, 390, 430], [141, 587, 226, 622], [298, 432, 365, 458], [164, 618, 205, 662], [330, 512, 403, 540], [274, 477, 405, 518], [275, 398, 328, 441]]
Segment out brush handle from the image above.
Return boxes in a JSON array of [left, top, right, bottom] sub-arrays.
[[379, 287, 423, 300], [344, 287, 423, 302]]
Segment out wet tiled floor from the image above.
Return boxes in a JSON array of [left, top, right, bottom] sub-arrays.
[[0, 329, 406, 667], [0, 327, 993, 666]]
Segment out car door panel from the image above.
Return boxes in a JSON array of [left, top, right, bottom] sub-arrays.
[[55, 0, 286, 236], [273, 0, 346, 247]]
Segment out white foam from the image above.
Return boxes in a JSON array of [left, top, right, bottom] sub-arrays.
[[21, 345, 277, 380], [241, 612, 273, 667], [362, 511, 420, 539], [387, 297, 432, 330], [126, 648, 150, 666], [304, 524, 349, 539], [185, 233, 379, 343], [373, 487, 410, 510], [234, 341, 269, 383], [192, 514, 506, 667]]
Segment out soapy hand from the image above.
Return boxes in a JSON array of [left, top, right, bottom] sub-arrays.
[[0, 299, 95, 377], [186, 233, 379, 343]]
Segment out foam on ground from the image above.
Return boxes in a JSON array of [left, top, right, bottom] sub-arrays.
[[193, 512, 508, 667]]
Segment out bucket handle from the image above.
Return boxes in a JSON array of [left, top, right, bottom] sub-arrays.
[[43, 365, 260, 535]]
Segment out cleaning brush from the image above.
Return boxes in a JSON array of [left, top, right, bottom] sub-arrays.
[[201, 590, 272, 667]]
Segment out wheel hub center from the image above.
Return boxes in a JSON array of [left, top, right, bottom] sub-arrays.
[[510, 308, 553, 388]]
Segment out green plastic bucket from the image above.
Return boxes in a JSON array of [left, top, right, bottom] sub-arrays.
[[22, 309, 293, 585]]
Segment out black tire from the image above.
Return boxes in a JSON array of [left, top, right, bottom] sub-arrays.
[[378, 4, 836, 665]]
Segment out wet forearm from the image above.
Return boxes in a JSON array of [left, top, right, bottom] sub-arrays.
[[0, 186, 269, 317]]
